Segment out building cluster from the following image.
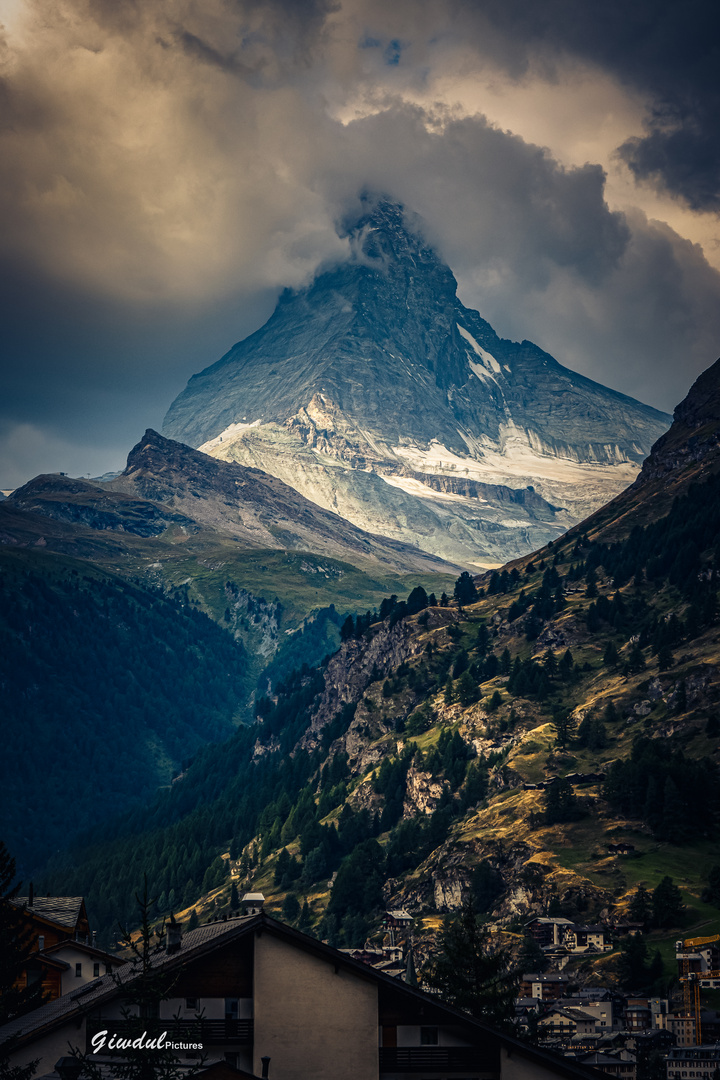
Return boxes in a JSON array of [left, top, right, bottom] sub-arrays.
[[5, 894, 720, 1080], [3, 894, 607, 1080], [511, 923, 720, 1080]]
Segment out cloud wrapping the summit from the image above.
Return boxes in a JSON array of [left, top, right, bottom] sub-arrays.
[[0, 0, 718, 484]]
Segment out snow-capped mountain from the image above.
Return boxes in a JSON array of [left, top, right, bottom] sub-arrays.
[[163, 198, 670, 566]]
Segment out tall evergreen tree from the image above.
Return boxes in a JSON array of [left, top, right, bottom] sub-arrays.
[[426, 898, 516, 1028], [454, 572, 478, 608], [0, 842, 44, 1025], [652, 877, 684, 928], [629, 884, 652, 929]]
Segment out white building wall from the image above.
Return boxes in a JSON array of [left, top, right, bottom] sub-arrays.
[[253, 932, 378, 1080]]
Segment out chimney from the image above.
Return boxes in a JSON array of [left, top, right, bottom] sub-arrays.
[[28, 882, 34, 907], [240, 893, 265, 916], [261, 1057, 271, 1078], [166, 914, 182, 954], [92, 931, 97, 947]]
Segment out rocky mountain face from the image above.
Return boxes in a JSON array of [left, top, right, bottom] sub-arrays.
[[163, 198, 671, 567], [5, 429, 451, 575], [632, 356, 720, 488], [578, 356, 720, 541]]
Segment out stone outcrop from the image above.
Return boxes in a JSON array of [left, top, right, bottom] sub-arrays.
[[403, 768, 447, 817]]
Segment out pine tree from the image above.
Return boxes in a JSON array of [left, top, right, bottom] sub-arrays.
[[454, 572, 478, 608], [626, 643, 646, 674], [629, 884, 652, 929], [652, 876, 684, 928], [298, 900, 313, 932], [702, 865, 720, 907], [553, 708, 575, 749], [281, 894, 301, 924], [543, 777, 583, 824], [456, 671, 479, 707], [603, 641, 619, 666], [618, 933, 652, 991], [657, 644, 674, 671], [426, 898, 516, 1027], [660, 778, 688, 843], [0, 842, 45, 1026], [543, 649, 558, 678]]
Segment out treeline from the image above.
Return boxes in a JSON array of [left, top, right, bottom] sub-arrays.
[[339, 585, 436, 641], [604, 737, 719, 842], [0, 565, 247, 871], [579, 473, 720, 612]]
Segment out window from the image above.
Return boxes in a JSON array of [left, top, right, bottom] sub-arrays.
[[93, 963, 100, 978], [75, 963, 82, 977], [225, 999, 239, 1019], [186, 998, 198, 1011], [224, 1055, 238, 1069], [420, 1027, 438, 1046]]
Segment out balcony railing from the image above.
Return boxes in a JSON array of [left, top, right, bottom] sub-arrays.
[[379, 1046, 500, 1073], [86, 1018, 253, 1050]]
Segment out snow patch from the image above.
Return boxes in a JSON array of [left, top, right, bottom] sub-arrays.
[[468, 359, 500, 386], [457, 324, 502, 373], [392, 433, 640, 492], [199, 420, 261, 452], [378, 473, 486, 504]]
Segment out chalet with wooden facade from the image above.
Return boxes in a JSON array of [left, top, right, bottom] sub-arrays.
[[8, 894, 114, 1002]]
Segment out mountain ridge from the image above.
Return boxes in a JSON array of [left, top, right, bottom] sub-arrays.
[[5, 429, 454, 575], [163, 198, 671, 566]]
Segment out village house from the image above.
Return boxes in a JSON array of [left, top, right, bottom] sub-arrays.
[[665, 1043, 720, 1079], [606, 844, 636, 857], [519, 973, 571, 1001], [1, 908, 608, 1080], [524, 919, 609, 956], [664, 1014, 696, 1047], [576, 1049, 636, 1080], [7, 893, 117, 1002], [525, 917, 576, 948]]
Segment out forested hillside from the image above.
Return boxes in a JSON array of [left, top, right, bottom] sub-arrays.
[[39, 464, 720, 960], [0, 552, 247, 871]]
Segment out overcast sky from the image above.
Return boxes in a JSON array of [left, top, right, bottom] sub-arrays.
[[1, 0, 719, 488]]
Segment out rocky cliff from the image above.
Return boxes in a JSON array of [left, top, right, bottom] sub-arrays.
[[163, 197, 671, 566]]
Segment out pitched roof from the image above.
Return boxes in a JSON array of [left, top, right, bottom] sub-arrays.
[[12, 897, 86, 930], [42, 940, 120, 965], [0, 913, 606, 1080], [0, 917, 254, 1046]]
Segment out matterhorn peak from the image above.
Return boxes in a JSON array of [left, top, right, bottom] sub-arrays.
[[163, 197, 670, 566]]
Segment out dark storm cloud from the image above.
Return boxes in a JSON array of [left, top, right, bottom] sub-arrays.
[[0, 0, 718, 484], [322, 104, 720, 410], [466, 0, 720, 211]]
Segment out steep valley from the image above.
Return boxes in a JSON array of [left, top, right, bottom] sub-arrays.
[[38, 359, 720, 989]]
